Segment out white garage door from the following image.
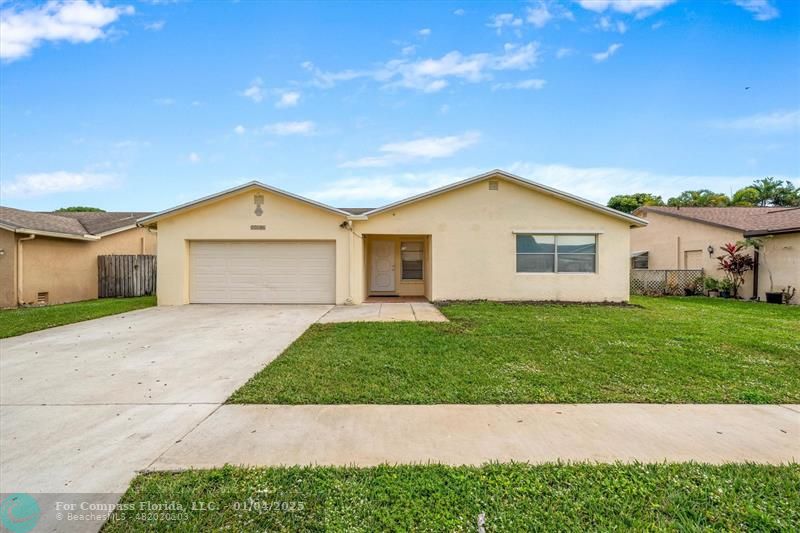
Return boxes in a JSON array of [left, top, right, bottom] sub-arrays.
[[190, 241, 335, 304]]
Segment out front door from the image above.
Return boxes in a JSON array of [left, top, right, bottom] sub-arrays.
[[370, 240, 396, 292]]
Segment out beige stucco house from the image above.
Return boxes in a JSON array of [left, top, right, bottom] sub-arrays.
[[631, 206, 800, 302], [138, 170, 646, 305], [0, 208, 156, 308]]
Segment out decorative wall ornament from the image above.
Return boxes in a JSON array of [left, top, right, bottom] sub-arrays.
[[254, 193, 264, 216]]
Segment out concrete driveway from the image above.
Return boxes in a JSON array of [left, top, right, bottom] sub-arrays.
[[0, 304, 329, 531]]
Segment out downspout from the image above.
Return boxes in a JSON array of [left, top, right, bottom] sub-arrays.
[[752, 248, 759, 300], [17, 234, 36, 305]]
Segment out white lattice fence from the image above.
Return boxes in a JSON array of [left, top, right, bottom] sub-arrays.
[[631, 270, 704, 296]]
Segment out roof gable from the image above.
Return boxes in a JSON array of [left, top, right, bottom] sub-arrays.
[[138, 181, 350, 225], [363, 169, 647, 226]]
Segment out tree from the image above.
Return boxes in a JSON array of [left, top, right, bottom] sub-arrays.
[[750, 177, 782, 206], [773, 180, 800, 207], [667, 190, 730, 207], [730, 187, 760, 206], [732, 178, 800, 207], [716, 242, 754, 299], [607, 193, 664, 213], [54, 206, 105, 212]]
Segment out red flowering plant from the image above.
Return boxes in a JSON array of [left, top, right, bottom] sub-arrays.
[[716, 242, 754, 298]]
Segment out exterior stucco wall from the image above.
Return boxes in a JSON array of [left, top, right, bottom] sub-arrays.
[[353, 178, 633, 302], [155, 187, 351, 305], [758, 233, 799, 303], [630, 211, 753, 296], [16, 227, 156, 306], [0, 229, 17, 308]]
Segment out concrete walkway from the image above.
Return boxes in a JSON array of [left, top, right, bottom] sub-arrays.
[[150, 404, 799, 469], [319, 302, 448, 323]]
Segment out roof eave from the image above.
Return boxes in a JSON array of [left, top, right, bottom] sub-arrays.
[[13, 228, 100, 241], [743, 227, 800, 237]]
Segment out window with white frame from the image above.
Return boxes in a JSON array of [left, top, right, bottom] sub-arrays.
[[401, 241, 424, 280], [516, 234, 597, 273]]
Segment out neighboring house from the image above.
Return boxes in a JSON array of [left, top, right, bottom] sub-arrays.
[[138, 170, 646, 305], [630, 206, 800, 302], [0, 208, 156, 308]]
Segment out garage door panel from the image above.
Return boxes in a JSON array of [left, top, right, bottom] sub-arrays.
[[190, 241, 335, 304]]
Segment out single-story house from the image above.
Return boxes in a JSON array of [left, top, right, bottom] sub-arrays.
[[138, 170, 646, 305], [630, 206, 800, 302], [0, 208, 156, 308]]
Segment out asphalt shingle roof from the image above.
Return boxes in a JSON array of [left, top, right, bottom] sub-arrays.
[[0, 207, 153, 237], [639, 206, 800, 235]]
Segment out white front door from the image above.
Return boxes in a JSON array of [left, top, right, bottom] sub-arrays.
[[370, 240, 395, 292]]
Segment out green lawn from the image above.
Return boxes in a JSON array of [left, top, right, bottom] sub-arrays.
[[0, 296, 156, 338], [230, 297, 800, 404], [104, 463, 799, 532]]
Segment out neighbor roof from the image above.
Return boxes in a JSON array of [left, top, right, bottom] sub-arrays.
[[635, 206, 800, 236], [0, 207, 152, 240], [52, 211, 153, 235]]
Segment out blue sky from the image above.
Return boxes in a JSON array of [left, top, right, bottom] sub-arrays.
[[1, 0, 798, 212]]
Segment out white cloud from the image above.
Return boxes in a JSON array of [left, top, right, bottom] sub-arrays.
[[144, 20, 165, 31], [733, 0, 779, 21], [306, 162, 772, 206], [651, 20, 664, 29], [305, 42, 540, 93], [233, 125, 246, 135], [507, 162, 757, 204], [526, 1, 574, 28], [592, 43, 622, 62], [154, 97, 175, 106], [401, 45, 416, 56], [0, 0, 134, 62], [188, 152, 200, 163], [710, 109, 800, 133], [340, 131, 480, 168], [241, 78, 265, 103], [556, 47, 574, 59], [275, 91, 300, 108], [526, 4, 551, 28], [439, 104, 450, 114], [0, 171, 115, 197], [487, 13, 523, 34], [576, 0, 675, 19], [262, 121, 316, 136], [492, 78, 546, 90], [454, 8, 465, 16], [418, 28, 431, 37], [307, 169, 476, 203], [597, 16, 627, 33]]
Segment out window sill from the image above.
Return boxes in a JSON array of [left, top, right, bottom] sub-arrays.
[[515, 272, 598, 275], [400, 279, 424, 284]]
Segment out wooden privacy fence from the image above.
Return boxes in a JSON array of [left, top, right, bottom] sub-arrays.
[[98, 255, 156, 298], [631, 269, 704, 296]]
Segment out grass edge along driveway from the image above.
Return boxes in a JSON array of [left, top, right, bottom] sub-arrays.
[[230, 297, 800, 404], [104, 462, 800, 531], [0, 296, 156, 338]]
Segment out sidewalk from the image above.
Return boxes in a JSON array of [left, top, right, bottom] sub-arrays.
[[149, 404, 799, 470]]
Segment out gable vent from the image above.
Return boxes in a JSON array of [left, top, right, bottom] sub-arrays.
[[488, 180, 499, 191]]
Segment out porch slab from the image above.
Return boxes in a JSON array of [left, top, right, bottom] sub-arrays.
[[319, 303, 448, 323]]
